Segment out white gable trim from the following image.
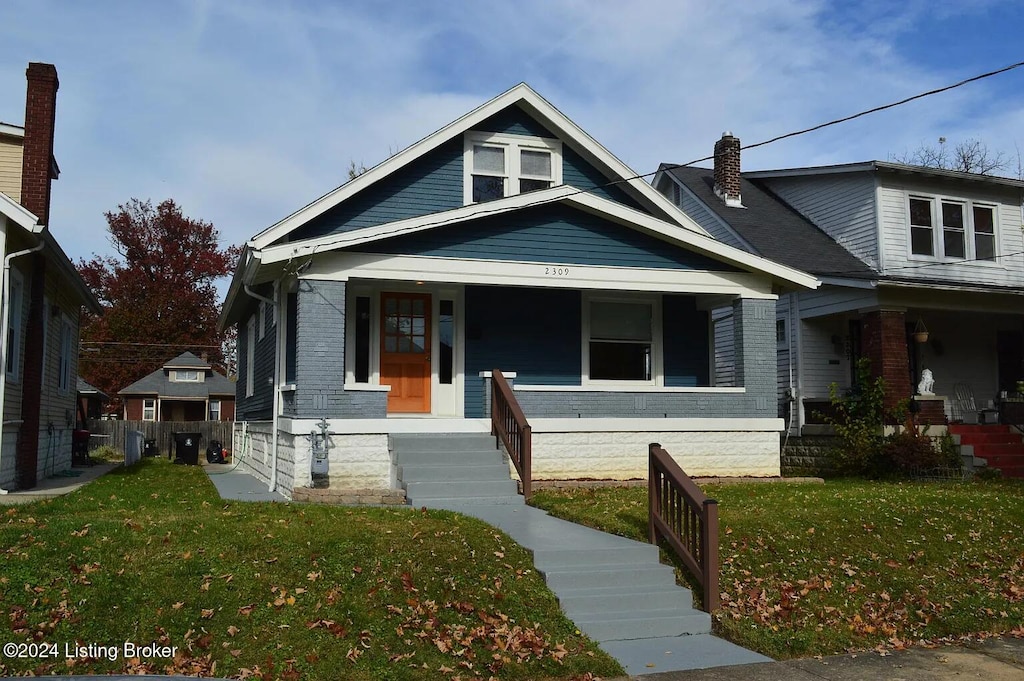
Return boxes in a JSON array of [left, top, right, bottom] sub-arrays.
[[0, 192, 41, 232], [248, 84, 708, 250], [259, 185, 819, 290]]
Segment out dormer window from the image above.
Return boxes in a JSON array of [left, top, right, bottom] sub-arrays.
[[464, 132, 561, 204], [174, 370, 200, 382]]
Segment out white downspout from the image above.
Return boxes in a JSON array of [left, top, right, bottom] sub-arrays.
[[0, 234, 46, 494], [243, 283, 279, 492]]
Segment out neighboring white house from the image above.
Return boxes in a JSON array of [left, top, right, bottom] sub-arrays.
[[656, 135, 1024, 434]]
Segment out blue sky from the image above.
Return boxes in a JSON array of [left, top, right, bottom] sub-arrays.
[[2, 0, 1023, 292]]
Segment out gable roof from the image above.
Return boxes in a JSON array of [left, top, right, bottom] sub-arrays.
[[661, 165, 876, 280], [248, 83, 708, 251], [77, 377, 109, 400], [119, 354, 235, 398]]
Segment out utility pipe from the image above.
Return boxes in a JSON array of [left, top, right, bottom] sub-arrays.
[[243, 282, 280, 492], [0, 235, 46, 494]]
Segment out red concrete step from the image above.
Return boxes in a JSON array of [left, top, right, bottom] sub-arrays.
[[970, 444, 1024, 459], [956, 433, 1024, 445]]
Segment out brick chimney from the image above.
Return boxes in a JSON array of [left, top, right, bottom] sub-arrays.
[[713, 132, 742, 207], [20, 62, 59, 226]]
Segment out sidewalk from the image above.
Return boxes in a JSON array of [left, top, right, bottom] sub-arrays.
[[0, 462, 120, 505], [201, 461, 288, 502], [638, 636, 1024, 680]]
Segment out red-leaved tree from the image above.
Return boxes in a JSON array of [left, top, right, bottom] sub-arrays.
[[78, 199, 240, 414]]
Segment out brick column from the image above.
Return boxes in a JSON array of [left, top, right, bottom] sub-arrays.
[[860, 310, 911, 413]]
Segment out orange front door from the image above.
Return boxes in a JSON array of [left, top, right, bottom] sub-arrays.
[[380, 292, 431, 413]]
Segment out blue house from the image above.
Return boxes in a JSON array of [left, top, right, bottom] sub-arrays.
[[219, 85, 818, 500]]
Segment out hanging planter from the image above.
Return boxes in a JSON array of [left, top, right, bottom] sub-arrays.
[[912, 317, 929, 344]]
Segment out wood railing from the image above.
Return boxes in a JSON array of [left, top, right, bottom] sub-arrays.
[[648, 443, 720, 612], [491, 369, 532, 500]]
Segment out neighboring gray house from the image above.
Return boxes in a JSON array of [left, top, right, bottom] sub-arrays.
[[655, 134, 1024, 434], [119, 352, 235, 422], [218, 84, 818, 500]]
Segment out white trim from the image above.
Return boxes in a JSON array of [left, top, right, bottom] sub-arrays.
[[0, 192, 40, 232], [258, 188, 819, 290], [905, 191, 1004, 264], [343, 383, 392, 392], [282, 416, 783, 435], [248, 83, 707, 251], [464, 131, 563, 205], [305, 253, 779, 298], [142, 398, 156, 421], [514, 384, 745, 394], [0, 123, 24, 138], [582, 292, 660, 387], [478, 371, 518, 379]]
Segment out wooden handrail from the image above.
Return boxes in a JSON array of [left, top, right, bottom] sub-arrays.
[[648, 443, 719, 612], [490, 369, 532, 500]]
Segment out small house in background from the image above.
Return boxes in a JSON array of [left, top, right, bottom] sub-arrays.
[[119, 352, 235, 422], [77, 377, 109, 423]]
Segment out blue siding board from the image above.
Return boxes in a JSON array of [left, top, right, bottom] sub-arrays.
[[662, 295, 710, 387], [464, 286, 581, 417], [477, 107, 555, 138], [292, 138, 464, 241], [561, 145, 641, 209], [362, 203, 738, 271]]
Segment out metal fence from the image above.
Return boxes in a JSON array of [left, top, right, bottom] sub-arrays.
[[87, 420, 234, 458]]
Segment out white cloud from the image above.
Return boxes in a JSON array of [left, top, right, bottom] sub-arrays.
[[1, 0, 1022, 292]]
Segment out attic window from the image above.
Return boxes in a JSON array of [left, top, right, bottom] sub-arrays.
[[175, 370, 200, 382], [464, 132, 561, 204]]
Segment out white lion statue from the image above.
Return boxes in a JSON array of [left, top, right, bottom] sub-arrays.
[[918, 368, 935, 396]]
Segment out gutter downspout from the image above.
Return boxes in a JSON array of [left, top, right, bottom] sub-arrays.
[[0, 233, 46, 494], [243, 282, 279, 493]]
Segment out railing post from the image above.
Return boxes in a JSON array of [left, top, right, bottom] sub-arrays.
[[648, 442, 659, 544], [702, 497, 720, 611], [521, 424, 532, 501]]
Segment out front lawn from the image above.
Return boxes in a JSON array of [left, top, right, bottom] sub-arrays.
[[1, 458, 620, 680], [531, 480, 1024, 659]]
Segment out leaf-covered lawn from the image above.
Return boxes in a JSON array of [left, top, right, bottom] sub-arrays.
[[531, 480, 1024, 659], [1, 458, 620, 680]]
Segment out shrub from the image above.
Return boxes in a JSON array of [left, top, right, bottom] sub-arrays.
[[824, 358, 887, 476]]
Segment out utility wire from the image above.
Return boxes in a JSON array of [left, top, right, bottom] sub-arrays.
[[299, 59, 1024, 257]]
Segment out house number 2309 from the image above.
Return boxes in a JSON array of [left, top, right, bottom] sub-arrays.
[[544, 266, 570, 276]]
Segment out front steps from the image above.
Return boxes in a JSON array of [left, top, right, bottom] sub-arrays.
[[392, 434, 765, 673], [392, 433, 523, 506], [950, 424, 1024, 479]]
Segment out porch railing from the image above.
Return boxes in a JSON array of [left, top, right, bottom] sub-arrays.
[[491, 369, 532, 500], [648, 443, 720, 612]]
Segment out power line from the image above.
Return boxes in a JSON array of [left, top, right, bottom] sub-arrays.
[[302, 59, 1024, 257]]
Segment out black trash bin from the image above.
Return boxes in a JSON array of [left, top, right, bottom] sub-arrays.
[[143, 439, 158, 458], [173, 432, 202, 465]]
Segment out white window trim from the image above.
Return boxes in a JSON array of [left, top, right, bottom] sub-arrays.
[[6, 268, 24, 382], [142, 398, 156, 421], [463, 131, 562, 205], [905, 192, 1002, 264], [581, 292, 662, 388], [245, 316, 255, 397], [58, 313, 73, 395]]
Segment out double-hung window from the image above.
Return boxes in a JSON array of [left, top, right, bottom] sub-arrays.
[[585, 298, 656, 383], [143, 399, 156, 421], [209, 400, 221, 421], [464, 132, 561, 204], [908, 195, 999, 261]]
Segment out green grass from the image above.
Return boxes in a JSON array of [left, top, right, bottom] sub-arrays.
[[1, 458, 620, 680], [531, 480, 1024, 659]]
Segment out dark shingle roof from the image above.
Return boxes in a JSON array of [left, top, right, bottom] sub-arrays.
[[663, 165, 876, 279], [77, 377, 109, 400], [119, 354, 235, 398]]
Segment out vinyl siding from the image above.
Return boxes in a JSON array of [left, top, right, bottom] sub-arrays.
[[236, 308, 276, 420], [2, 261, 30, 423], [0, 136, 22, 203], [799, 317, 854, 399], [37, 273, 81, 428], [464, 286, 582, 417], [362, 203, 738, 271], [712, 307, 735, 387], [292, 137, 465, 241], [877, 176, 1024, 287], [796, 286, 878, 320], [761, 172, 879, 270]]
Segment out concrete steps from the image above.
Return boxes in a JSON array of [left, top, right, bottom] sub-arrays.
[[950, 425, 1024, 479], [393, 433, 523, 507]]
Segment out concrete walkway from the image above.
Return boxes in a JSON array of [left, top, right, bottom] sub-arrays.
[[201, 462, 288, 502], [0, 462, 120, 505], [639, 636, 1024, 680], [432, 501, 769, 676]]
